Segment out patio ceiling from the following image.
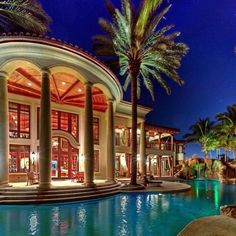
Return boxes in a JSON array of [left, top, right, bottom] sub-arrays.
[[8, 67, 108, 112]]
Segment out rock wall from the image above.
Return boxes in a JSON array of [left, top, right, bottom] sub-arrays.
[[175, 158, 236, 182]]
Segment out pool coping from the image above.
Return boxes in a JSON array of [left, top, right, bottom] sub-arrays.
[[120, 181, 191, 194]]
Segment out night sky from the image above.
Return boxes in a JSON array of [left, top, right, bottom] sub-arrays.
[[40, 0, 236, 157]]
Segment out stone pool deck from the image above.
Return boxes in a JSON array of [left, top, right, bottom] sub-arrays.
[[0, 179, 191, 204], [120, 180, 191, 193], [178, 215, 236, 236]]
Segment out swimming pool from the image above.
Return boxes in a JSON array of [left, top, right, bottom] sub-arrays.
[[0, 180, 235, 236]]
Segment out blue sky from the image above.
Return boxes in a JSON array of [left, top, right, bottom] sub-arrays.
[[40, 0, 236, 157]]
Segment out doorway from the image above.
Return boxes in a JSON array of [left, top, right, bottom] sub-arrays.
[[52, 137, 79, 179]]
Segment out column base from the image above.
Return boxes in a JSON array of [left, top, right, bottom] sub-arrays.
[[38, 182, 51, 190], [0, 183, 12, 188], [84, 182, 96, 188]]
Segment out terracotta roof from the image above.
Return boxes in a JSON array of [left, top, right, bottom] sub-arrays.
[[145, 123, 180, 135]]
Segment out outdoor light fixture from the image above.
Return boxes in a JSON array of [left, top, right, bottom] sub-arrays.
[[31, 151, 37, 163], [31, 151, 37, 172]]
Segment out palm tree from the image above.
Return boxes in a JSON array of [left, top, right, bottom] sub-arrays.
[[93, 0, 188, 185], [184, 118, 218, 158], [0, 0, 50, 34], [215, 104, 236, 159]]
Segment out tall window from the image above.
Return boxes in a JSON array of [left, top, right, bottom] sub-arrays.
[[9, 145, 30, 173], [94, 149, 99, 172], [37, 109, 79, 141], [93, 117, 99, 144], [9, 102, 30, 139]]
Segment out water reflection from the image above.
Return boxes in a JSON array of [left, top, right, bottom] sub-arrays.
[[0, 181, 236, 236], [29, 211, 38, 235]]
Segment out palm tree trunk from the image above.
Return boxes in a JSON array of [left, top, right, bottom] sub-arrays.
[[130, 66, 138, 185]]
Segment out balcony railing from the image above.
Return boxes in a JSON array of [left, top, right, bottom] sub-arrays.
[[146, 141, 172, 151]]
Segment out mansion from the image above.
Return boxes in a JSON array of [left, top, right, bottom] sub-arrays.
[[0, 34, 185, 188]]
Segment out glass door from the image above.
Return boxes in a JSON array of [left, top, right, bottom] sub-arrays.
[[70, 147, 78, 178], [52, 137, 79, 179], [52, 137, 59, 178]]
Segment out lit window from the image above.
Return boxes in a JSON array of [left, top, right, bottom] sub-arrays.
[[94, 150, 99, 172], [93, 117, 99, 145], [37, 109, 79, 141], [9, 145, 30, 173], [9, 102, 30, 139]]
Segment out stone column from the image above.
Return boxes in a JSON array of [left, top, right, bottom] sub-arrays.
[[140, 121, 146, 177], [106, 99, 115, 183], [0, 71, 9, 186], [171, 135, 174, 151], [39, 68, 52, 189], [83, 82, 95, 187], [158, 133, 162, 150], [171, 156, 174, 176], [158, 156, 162, 177]]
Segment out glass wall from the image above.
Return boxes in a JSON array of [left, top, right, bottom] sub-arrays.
[[9, 145, 30, 173], [93, 117, 99, 144], [115, 128, 130, 147], [9, 102, 30, 139], [38, 109, 79, 141], [94, 150, 99, 172], [52, 137, 79, 179]]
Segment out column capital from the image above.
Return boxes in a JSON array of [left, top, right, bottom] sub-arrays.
[[0, 71, 8, 78], [84, 81, 93, 86], [140, 120, 145, 124], [107, 98, 114, 103], [41, 67, 51, 75]]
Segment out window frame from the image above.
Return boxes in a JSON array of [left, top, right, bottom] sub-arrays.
[[9, 102, 30, 139]]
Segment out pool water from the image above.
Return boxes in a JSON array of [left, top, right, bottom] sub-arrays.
[[0, 180, 236, 236]]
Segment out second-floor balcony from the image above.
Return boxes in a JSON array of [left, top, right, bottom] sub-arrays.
[[146, 141, 172, 151]]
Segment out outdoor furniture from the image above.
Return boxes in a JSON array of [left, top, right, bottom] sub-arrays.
[[142, 175, 162, 187], [71, 172, 84, 183], [26, 171, 39, 186], [146, 179, 162, 187]]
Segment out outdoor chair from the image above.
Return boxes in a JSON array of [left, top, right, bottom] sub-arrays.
[[71, 172, 84, 183], [142, 175, 162, 187], [26, 171, 38, 186]]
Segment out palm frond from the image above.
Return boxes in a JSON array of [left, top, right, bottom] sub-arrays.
[[98, 17, 114, 36], [0, 0, 50, 34], [93, 0, 188, 100], [141, 4, 172, 46], [123, 74, 130, 91], [136, 0, 163, 37]]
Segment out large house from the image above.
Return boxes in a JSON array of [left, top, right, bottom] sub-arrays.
[[0, 34, 184, 188]]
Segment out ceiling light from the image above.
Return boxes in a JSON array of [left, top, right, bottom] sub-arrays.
[[78, 88, 82, 92], [62, 81, 66, 85], [27, 82, 32, 86]]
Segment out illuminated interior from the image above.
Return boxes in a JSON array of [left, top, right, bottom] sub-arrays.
[[8, 67, 108, 112], [7, 66, 107, 178]]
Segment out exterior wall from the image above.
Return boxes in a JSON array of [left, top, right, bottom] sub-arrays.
[[8, 93, 109, 180], [7, 92, 185, 181]]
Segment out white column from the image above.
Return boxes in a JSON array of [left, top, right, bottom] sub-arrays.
[[140, 121, 146, 177], [106, 99, 115, 183], [39, 68, 52, 189], [0, 71, 9, 186], [158, 133, 162, 150], [171, 135, 174, 151], [83, 82, 95, 187]]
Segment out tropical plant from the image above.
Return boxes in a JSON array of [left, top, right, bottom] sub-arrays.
[[184, 118, 218, 157], [215, 104, 236, 159], [0, 0, 50, 34], [93, 0, 188, 185]]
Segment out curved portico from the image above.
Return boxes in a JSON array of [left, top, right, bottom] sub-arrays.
[[0, 35, 122, 188]]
